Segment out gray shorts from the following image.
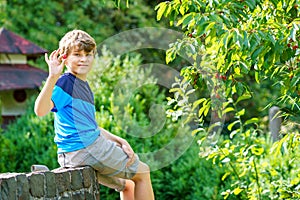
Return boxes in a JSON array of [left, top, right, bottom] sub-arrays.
[[57, 133, 139, 191]]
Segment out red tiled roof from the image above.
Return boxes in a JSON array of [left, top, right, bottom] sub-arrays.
[[0, 64, 47, 90], [0, 28, 48, 55]]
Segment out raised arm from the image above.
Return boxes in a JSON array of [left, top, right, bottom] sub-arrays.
[[34, 50, 66, 116]]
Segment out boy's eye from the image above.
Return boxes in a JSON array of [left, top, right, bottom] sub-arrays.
[[71, 52, 93, 57]]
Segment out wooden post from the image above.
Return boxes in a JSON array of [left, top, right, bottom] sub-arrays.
[[269, 106, 282, 142]]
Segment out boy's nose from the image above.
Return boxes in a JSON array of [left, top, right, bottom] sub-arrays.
[[80, 55, 88, 61]]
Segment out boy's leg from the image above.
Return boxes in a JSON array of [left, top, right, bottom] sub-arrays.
[[96, 173, 134, 200], [131, 161, 154, 200], [120, 180, 135, 200], [61, 134, 154, 199]]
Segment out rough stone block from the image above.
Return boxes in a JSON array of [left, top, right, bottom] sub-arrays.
[[28, 173, 45, 198], [81, 167, 94, 188], [16, 173, 29, 200], [55, 170, 71, 194], [44, 171, 56, 198], [0, 173, 18, 200], [70, 169, 83, 190], [0, 167, 100, 200]]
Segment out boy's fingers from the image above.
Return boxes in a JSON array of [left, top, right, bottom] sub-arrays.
[[126, 154, 136, 167], [49, 50, 56, 60], [122, 145, 134, 158], [122, 145, 135, 167], [122, 145, 130, 155], [44, 53, 49, 63]]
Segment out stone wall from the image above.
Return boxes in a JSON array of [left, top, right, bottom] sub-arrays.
[[0, 166, 100, 200]]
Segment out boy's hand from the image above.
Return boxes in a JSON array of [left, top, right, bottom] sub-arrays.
[[99, 127, 136, 167], [119, 139, 135, 167], [45, 49, 66, 78]]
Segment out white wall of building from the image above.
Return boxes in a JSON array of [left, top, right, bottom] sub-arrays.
[[0, 54, 27, 64]]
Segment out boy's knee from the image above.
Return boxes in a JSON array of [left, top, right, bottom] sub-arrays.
[[138, 161, 150, 173], [132, 161, 151, 183]]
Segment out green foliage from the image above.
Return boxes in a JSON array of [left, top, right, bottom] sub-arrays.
[[153, 140, 227, 200], [0, 98, 2, 128], [0, 97, 58, 172], [198, 128, 300, 200], [156, 0, 300, 122], [1, 0, 158, 70], [156, 0, 300, 199]]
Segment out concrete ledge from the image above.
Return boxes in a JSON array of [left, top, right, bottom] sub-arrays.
[[0, 166, 100, 200]]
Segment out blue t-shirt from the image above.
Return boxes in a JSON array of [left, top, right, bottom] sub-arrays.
[[51, 73, 100, 153]]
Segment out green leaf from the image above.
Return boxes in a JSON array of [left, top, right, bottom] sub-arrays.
[[192, 98, 207, 110], [240, 61, 249, 73], [221, 172, 231, 181], [229, 129, 239, 139], [236, 82, 245, 96], [198, 101, 211, 117], [291, 76, 299, 87], [204, 102, 211, 116], [179, 4, 185, 15], [233, 187, 243, 195], [228, 120, 239, 131], [270, 134, 290, 156], [245, 117, 259, 125], [242, 31, 249, 49], [166, 48, 177, 64], [222, 107, 235, 115], [236, 93, 252, 104], [223, 31, 233, 49], [191, 128, 205, 136], [245, 0, 256, 10], [236, 109, 245, 116], [210, 13, 223, 23], [251, 146, 264, 156], [251, 46, 264, 61], [177, 13, 193, 28], [221, 190, 230, 199], [155, 2, 168, 21], [234, 67, 240, 76], [205, 21, 216, 32], [255, 71, 260, 83]]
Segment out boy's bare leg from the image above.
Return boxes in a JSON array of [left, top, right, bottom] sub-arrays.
[[120, 180, 135, 200], [131, 162, 154, 200]]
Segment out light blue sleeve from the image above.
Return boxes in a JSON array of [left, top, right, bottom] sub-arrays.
[[51, 86, 72, 112]]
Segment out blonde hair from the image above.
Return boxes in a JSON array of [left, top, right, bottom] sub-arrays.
[[59, 30, 96, 56]]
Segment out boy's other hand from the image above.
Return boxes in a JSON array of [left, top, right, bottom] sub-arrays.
[[45, 49, 66, 79], [120, 140, 135, 167]]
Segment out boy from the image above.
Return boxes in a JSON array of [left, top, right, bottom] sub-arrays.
[[34, 30, 154, 200]]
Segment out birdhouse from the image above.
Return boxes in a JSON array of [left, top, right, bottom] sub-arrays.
[[0, 27, 48, 128]]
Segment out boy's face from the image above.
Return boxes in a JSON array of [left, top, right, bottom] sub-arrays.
[[65, 46, 95, 81]]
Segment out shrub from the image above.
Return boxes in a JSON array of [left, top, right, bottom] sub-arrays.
[[0, 96, 58, 173]]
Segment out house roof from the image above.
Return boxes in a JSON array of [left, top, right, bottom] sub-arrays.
[[0, 64, 47, 90], [0, 28, 48, 56]]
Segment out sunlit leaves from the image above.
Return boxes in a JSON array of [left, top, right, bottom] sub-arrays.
[[157, 1, 300, 199]]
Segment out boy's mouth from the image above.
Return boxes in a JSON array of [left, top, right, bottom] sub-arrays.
[[78, 64, 89, 67]]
